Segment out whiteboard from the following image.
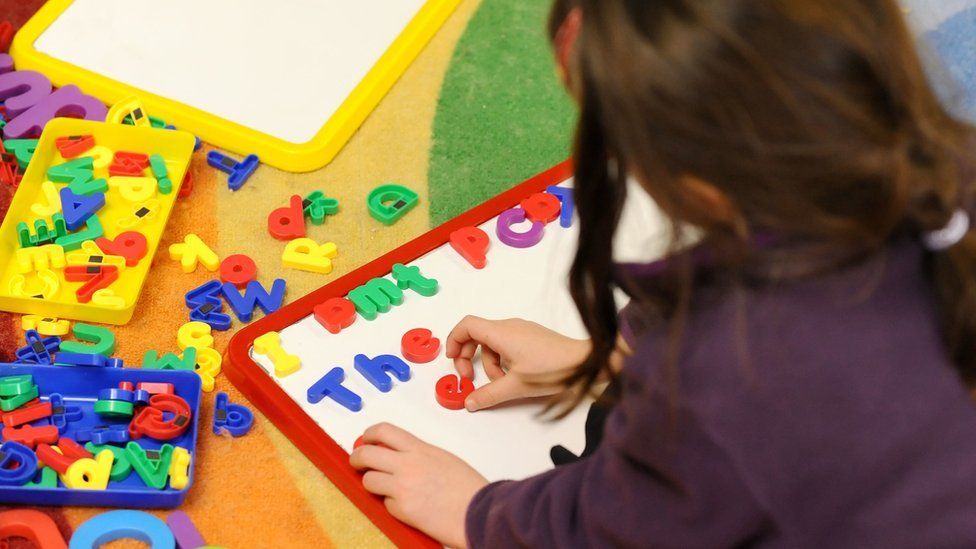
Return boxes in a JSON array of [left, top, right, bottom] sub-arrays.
[[248, 179, 668, 482], [15, 0, 460, 171], [32, 0, 426, 144]]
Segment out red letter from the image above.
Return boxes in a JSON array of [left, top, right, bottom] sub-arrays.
[[435, 375, 475, 410], [1, 424, 58, 449], [401, 328, 441, 363], [0, 509, 68, 549], [267, 195, 305, 240], [449, 226, 490, 269], [96, 231, 148, 267], [314, 297, 357, 334], [220, 254, 257, 288], [520, 192, 561, 224]]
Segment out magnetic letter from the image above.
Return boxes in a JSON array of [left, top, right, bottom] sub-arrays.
[[307, 367, 363, 412], [401, 328, 441, 363], [520, 192, 561, 224], [391, 263, 438, 297], [168, 234, 219, 273], [267, 195, 305, 240], [496, 208, 544, 248], [0, 70, 52, 117], [450, 226, 490, 269], [253, 331, 301, 377], [353, 354, 411, 392], [313, 297, 357, 334], [546, 185, 575, 228], [347, 278, 403, 321], [220, 279, 286, 322], [4, 85, 108, 139]]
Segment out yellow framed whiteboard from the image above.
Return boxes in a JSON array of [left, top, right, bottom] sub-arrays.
[[11, 0, 462, 172]]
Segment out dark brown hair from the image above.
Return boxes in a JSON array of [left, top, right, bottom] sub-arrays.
[[550, 0, 976, 409]]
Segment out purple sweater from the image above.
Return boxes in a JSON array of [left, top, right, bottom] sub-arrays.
[[466, 240, 976, 547]]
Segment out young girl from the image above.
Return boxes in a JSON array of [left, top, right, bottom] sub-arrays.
[[351, 0, 976, 546]]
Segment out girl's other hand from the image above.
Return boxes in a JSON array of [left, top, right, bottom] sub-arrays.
[[445, 316, 591, 411], [351, 422, 487, 549]]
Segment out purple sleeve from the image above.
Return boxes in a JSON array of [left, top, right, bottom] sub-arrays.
[[618, 301, 639, 350], [465, 356, 770, 547], [618, 300, 658, 350]]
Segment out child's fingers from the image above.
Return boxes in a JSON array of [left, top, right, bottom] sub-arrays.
[[363, 422, 420, 451], [362, 470, 395, 496], [453, 355, 475, 379], [445, 319, 476, 359], [453, 356, 475, 379], [451, 340, 479, 379], [482, 348, 505, 380], [465, 374, 521, 412], [446, 316, 503, 360], [384, 497, 407, 522], [459, 341, 479, 361], [350, 444, 400, 472]]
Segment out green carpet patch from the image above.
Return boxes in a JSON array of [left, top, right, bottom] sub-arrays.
[[428, 0, 576, 225]]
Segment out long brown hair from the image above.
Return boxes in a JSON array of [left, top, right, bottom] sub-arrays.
[[551, 0, 976, 409]]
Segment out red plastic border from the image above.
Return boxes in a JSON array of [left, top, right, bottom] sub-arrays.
[[225, 161, 573, 548]]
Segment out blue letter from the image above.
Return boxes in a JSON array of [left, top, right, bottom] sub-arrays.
[[307, 367, 363, 412], [353, 354, 411, 392]]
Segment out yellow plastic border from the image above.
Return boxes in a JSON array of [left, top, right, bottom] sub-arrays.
[[11, 0, 462, 173]]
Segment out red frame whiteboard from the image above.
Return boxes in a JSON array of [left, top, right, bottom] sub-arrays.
[[225, 161, 574, 548]]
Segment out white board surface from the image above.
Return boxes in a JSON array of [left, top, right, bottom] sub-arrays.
[[249, 179, 668, 483], [33, 0, 427, 144]]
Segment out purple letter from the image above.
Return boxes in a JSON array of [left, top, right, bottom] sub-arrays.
[[4, 85, 108, 139], [0, 69, 52, 117], [0, 54, 14, 75], [496, 207, 545, 248]]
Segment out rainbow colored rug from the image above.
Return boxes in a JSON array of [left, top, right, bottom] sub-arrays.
[[0, 0, 573, 546]]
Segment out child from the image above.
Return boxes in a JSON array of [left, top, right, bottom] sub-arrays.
[[351, 0, 976, 546]]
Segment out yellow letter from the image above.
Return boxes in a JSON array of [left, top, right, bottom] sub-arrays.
[[169, 234, 219, 273], [178, 321, 213, 351], [63, 449, 113, 490], [282, 238, 338, 274], [254, 331, 301, 377]]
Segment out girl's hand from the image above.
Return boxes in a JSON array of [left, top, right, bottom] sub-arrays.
[[351, 423, 488, 549], [446, 316, 591, 411]]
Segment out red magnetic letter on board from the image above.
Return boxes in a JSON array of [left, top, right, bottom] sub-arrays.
[[401, 328, 440, 363], [435, 374, 475, 410], [520, 192, 561, 224], [449, 226, 490, 269], [314, 297, 357, 334]]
